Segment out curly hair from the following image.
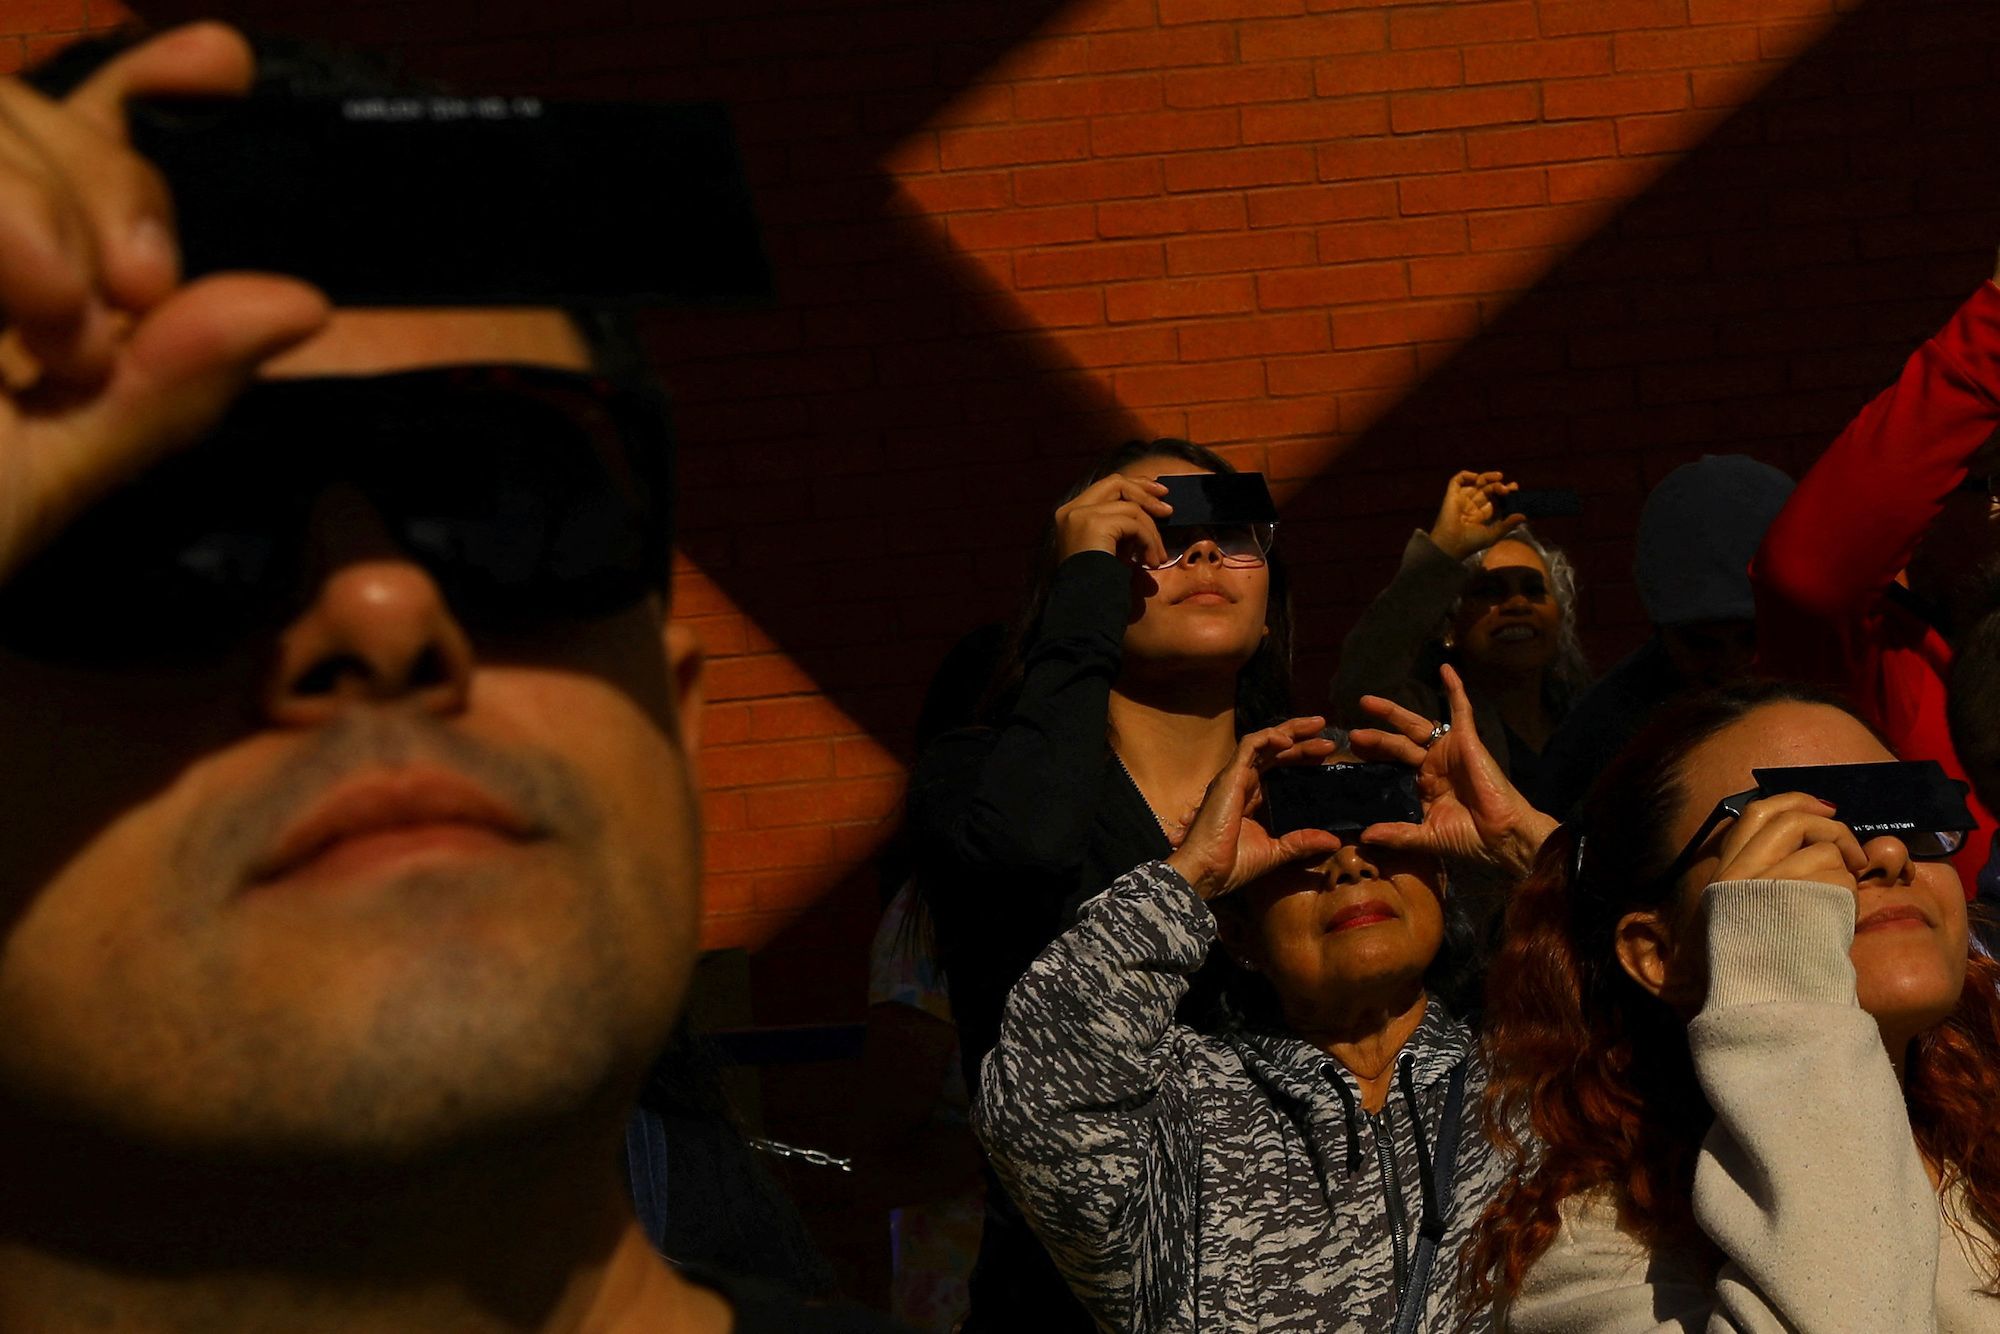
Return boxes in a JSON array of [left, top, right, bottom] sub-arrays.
[[1465, 679, 2000, 1308]]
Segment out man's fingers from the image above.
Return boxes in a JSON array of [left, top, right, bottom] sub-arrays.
[[8, 273, 328, 575], [0, 82, 177, 318], [64, 22, 257, 140]]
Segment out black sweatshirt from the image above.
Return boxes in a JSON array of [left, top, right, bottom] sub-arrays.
[[907, 550, 1171, 1334]]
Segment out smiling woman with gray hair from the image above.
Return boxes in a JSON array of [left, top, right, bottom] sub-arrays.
[[1332, 471, 1590, 813]]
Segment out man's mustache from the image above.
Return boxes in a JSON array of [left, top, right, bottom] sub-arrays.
[[172, 711, 601, 894]]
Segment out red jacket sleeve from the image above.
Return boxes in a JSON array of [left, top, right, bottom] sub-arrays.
[[1754, 282, 2000, 645]]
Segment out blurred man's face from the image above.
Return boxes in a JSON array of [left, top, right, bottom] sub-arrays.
[[1909, 445, 2000, 641], [0, 309, 704, 1163], [1658, 618, 1757, 691]]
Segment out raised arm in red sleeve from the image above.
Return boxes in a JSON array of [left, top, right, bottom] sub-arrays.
[[1752, 281, 2000, 890]]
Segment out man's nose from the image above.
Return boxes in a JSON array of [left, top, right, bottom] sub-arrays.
[[262, 487, 475, 727], [1183, 539, 1223, 565]]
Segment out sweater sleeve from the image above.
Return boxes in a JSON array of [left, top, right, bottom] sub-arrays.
[[908, 550, 1129, 879], [972, 861, 1211, 1334], [1753, 282, 2000, 678], [1331, 529, 1464, 729], [1507, 878, 1939, 1334]]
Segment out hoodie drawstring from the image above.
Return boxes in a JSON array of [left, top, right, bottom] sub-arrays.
[[1397, 1055, 1444, 1243], [1323, 1061, 1364, 1173]]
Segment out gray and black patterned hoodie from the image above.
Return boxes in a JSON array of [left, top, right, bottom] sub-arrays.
[[974, 861, 1505, 1334]]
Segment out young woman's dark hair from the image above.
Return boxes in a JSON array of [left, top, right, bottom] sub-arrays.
[[979, 437, 1294, 733], [1465, 677, 2000, 1306]]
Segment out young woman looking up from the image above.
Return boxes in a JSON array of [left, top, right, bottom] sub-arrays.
[[906, 438, 1291, 1334], [1469, 681, 2000, 1331], [1334, 470, 1589, 810]]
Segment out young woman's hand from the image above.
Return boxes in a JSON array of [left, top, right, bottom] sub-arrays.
[[1348, 665, 1557, 879], [1165, 718, 1343, 901], [1428, 469, 1525, 561], [1053, 472, 1173, 567], [1704, 792, 1867, 892]]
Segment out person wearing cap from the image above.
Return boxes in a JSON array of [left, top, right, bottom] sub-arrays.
[[1753, 269, 2000, 893], [1535, 455, 1795, 817]]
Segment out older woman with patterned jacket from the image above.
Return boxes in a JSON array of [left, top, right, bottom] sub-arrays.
[[974, 677, 1550, 1334]]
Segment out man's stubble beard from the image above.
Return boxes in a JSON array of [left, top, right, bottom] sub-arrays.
[[23, 709, 696, 1169]]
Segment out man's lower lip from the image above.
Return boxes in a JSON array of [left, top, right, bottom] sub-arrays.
[[254, 825, 527, 890], [1180, 593, 1230, 603]]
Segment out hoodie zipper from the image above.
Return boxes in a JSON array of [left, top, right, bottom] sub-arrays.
[[1371, 1104, 1411, 1298]]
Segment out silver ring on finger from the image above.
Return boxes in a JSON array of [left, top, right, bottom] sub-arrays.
[[1423, 721, 1451, 749]]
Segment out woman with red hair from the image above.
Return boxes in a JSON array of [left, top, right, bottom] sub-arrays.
[[1466, 679, 2000, 1330]]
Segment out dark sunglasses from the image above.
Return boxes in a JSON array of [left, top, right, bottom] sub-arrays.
[[0, 364, 673, 666]]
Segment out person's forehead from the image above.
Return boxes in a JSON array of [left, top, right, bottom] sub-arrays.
[[1671, 701, 1894, 840], [1480, 539, 1547, 575], [259, 308, 591, 379], [1122, 456, 1211, 481]]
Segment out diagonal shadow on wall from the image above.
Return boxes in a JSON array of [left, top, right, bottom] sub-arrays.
[[1279, 0, 2000, 685]]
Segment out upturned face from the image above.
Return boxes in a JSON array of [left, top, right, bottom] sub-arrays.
[[0, 309, 704, 1165], [1227, 841, 1445, 1026], [1649, 701, 1969, 1047], [1115, 457, 1271, 676], [1450, 539, 1559, 677]]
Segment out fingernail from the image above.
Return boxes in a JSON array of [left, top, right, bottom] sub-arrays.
[[128, 216, 178, 287]]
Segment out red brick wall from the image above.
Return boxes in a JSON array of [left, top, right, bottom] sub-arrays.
[[40, 0, 2000, 1033]]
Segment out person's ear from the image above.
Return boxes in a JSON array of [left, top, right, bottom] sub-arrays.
[[662, 619, 707, 761], [1614, 910, 1675, 999]]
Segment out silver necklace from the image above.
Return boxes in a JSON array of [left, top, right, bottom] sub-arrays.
[[1111, 746, 1180, 841]]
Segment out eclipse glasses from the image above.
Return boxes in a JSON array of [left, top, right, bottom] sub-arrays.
[[1261, 762, 1422, 838], [1141, 472, 1279, 572], [1657, 760, 1976, 887]]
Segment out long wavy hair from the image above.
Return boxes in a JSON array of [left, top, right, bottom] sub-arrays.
[[1466, 679, 2000, 1308], [977, 438, 1294, 733]]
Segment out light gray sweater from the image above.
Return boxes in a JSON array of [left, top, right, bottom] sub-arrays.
[[1505, 878, 2000, 1333]]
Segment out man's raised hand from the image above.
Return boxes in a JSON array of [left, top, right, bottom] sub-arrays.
[[0, 23, 329, 585]]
